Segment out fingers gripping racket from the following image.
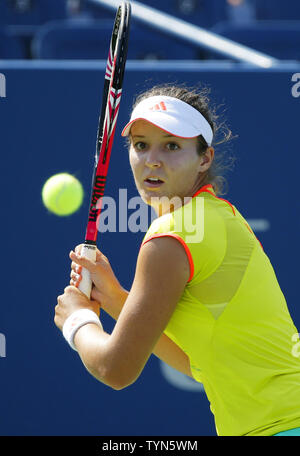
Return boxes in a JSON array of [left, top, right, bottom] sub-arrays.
[[79, 2, 131, 298]]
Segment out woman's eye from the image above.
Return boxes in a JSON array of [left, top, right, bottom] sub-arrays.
[[134, 141, 147, 151], [166, 142, 180, 151]]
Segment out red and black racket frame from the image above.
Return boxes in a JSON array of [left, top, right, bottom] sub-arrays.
[[84, 2, 131, 248]]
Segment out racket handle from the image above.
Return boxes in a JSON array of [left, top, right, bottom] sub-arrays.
[[78, 244, 97, 298]]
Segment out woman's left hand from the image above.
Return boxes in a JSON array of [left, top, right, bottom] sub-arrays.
[[54, 286, 100, 331]]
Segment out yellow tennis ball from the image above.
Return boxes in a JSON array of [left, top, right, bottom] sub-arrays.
[[42, 173, 84, 216]]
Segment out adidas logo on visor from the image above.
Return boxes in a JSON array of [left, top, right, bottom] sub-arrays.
[[149, 101, 167, 112]]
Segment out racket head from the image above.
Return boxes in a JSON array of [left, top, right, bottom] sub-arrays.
[[84, 2, 131, 244], [95, 4, 124, 164]]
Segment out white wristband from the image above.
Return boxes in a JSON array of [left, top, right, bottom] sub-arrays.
[[62, 309, 102, 351]]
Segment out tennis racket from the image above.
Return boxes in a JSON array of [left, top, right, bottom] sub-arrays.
[[79, 2, 131, 298]]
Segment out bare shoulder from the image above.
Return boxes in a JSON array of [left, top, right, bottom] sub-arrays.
[[136, 235, 191, 288]]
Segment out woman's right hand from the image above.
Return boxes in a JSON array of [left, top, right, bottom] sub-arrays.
[[69, 245, 123, 308]]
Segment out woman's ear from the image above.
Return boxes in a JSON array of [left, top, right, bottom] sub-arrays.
[[199, 147, 214, 172]]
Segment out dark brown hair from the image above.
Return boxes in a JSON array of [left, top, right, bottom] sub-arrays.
[[131, 83, 236, 196]]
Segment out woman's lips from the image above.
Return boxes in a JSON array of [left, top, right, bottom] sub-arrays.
[[144, 177, 165, 188]]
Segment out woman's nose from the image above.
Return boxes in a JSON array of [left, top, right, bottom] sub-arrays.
[[145, 147, 162, 168]]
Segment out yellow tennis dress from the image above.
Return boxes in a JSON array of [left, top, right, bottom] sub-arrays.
[[141, 184, 300, 436]]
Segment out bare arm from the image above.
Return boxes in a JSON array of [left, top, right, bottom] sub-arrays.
[[91, 281, 192, 378], [58, 237, 193, 388]]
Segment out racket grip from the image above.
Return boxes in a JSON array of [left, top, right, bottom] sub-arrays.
[[78, 244, 97, 298]]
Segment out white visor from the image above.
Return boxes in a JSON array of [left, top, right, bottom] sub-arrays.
[[121, 95, 213, 146]]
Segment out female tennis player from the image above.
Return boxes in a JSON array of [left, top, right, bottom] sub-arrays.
[[55, 84, 300, 436]]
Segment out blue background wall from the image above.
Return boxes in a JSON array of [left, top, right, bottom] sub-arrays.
[[0, 60, 299, 436]]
